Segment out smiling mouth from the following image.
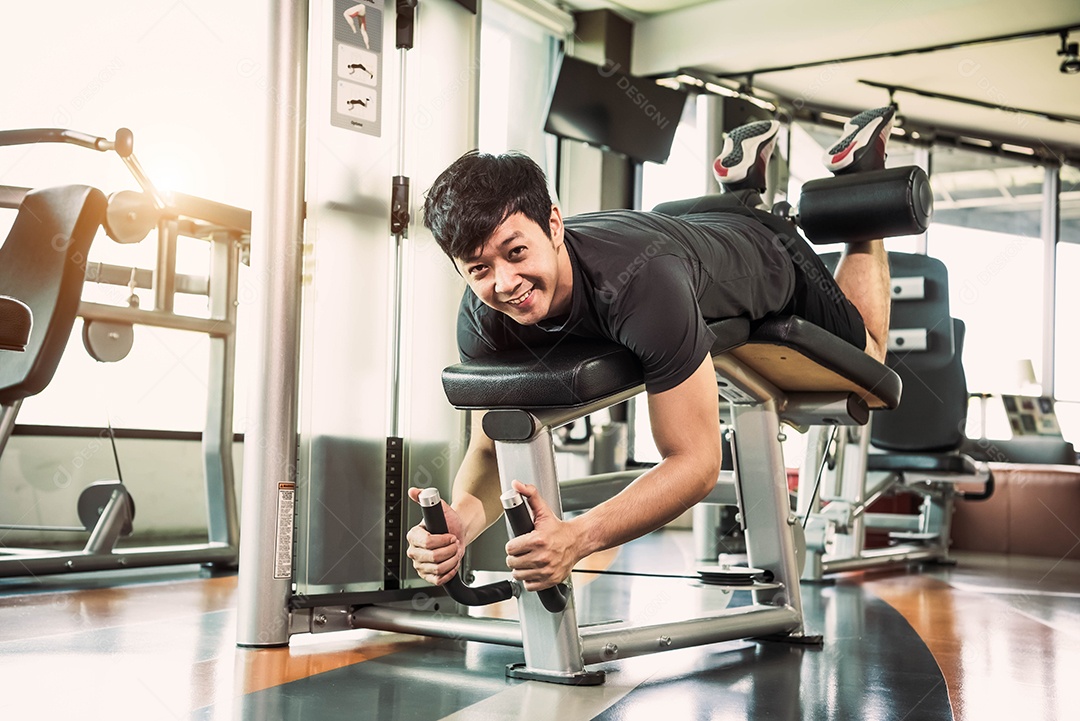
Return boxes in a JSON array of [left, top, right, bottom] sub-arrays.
[[506, 289, 533, 306]]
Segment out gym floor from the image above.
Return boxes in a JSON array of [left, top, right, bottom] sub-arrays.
[[1, 531, 1077, 721]]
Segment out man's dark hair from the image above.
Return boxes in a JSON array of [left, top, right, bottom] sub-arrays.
[[423, 150, 553, 262]]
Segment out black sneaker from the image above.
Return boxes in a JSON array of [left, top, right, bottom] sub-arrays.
[[713, 119, 780, 193], [823, 105, 895, 175]]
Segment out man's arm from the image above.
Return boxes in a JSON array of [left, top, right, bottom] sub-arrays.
[[406, 410, 505, 584], [451, 410, 506, 543], [505, 355, 723, 590]]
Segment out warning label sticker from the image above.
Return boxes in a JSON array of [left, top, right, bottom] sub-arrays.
[[274, 482, 296, 579]]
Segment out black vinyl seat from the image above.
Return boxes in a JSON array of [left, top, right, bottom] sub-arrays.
[[867, 316, 993, 498], [731, 316, 900, 411], [442, 315, 901, 413], [868, 452, 981, 475], [864, 253, 983, 484], [871, 317, 971, 456], [0, 185, 105, 407]]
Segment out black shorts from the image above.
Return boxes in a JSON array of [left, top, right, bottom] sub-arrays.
[[749, 210, 867, 351], [653, 192, 866, 351]]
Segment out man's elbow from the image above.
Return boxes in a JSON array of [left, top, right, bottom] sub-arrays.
[[692, 450, 723, 503]]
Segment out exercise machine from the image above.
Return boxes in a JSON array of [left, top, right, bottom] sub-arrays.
[[234, 0, 929, 686], [797, 252, 993, 580], [239, 100, 926, 681], [0, 127, 248, 576]]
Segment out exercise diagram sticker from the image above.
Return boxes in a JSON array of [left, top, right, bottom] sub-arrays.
[[274, 482, 296, 579], [332, 0, 384, 136]]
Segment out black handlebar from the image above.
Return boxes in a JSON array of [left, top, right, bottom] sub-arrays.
[[417, 488, 570, 613], [418, 490, 515, 607], [500, 491, 570, 614]]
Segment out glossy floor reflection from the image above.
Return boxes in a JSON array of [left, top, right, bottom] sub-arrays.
[[866, 552, 1080, 721], [2, 532, 1076, 720]]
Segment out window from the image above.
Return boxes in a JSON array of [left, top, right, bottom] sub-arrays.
[[640, 95, 710, 212], [478, 2, 559, 167], [927, 147, 1046, 396], [1054, 165, 1080, 404]]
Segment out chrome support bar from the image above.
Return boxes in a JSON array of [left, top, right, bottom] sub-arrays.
[[580, 605, 801, 664], [77, 301, 233, 336]]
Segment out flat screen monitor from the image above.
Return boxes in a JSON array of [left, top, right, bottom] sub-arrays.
[[544, 55, 689, 164]]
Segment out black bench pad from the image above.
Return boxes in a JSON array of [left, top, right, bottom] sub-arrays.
[[441, 314, 902, 412], [867, 452, 980, 475], [442, 319, 750, 411], [734, 316, 902, 410], [441, 339, 643, 411]]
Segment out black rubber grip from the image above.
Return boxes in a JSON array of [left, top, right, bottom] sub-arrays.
[[503, 500, 569, 614], [420, 501, 514, 607]]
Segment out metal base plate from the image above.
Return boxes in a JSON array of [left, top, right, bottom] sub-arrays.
[[506, 663, 606, 686]]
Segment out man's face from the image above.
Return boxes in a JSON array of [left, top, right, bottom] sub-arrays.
[[455, 207, 571, 326]]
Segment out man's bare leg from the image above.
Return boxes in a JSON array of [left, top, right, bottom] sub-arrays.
[[834, 240, 890, 362]]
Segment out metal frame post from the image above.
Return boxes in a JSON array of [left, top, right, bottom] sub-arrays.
[[1042, 164, 1060, 397], [730, 400, 805, 624], [236, 0, 309, 647], [0, 401, 22, 458], [493, 425, 601, 684], [204, 234, 241, 548], [796, 425, 831, 581]]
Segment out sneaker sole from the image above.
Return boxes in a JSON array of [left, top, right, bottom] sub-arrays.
[[824, 107, 894, 173], [713, 120, 779, 183]]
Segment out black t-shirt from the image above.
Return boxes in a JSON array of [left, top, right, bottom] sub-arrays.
[[456, 209, 796, 393]]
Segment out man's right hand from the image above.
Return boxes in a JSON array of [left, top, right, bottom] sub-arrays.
[[405, 487, 466, 586]]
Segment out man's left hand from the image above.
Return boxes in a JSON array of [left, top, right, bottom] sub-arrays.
[[504, 480, 583, 591]]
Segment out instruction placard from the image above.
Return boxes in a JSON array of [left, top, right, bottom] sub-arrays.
[[273, 482, 296, 579], [332, 0, 385, 136]]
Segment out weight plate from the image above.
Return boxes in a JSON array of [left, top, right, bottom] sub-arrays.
[[696, 565, 767, 586], [77, 481, 135, 536], [82, 320, 134, 362], [104, 189, 157, 244]]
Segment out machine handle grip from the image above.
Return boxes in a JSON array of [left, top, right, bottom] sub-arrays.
[[500, 490, 569, 614], [418, 489, 514, 607], [958, 468, 995, 502], [0, 127, 133, 156]]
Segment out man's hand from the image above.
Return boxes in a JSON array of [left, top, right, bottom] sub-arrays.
[[504, 480, 583, 591], [406, 487, 465, 586]]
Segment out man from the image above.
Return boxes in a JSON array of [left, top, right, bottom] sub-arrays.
[[406, 106, 896, 592]]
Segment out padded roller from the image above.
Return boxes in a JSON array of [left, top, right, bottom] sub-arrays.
[[798, 166, 933, 245]]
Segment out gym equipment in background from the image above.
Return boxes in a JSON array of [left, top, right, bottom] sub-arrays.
[[797, 253, 994, 580], [0, 127, 249, 576]]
